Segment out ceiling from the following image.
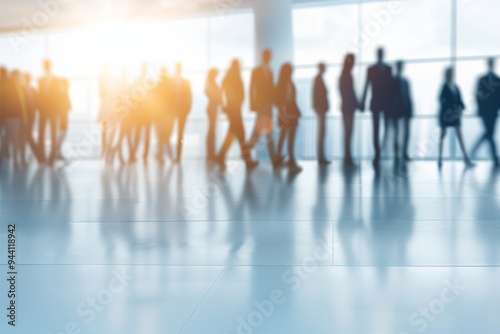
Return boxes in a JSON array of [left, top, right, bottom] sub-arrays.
[[0, 0, 359, 33]]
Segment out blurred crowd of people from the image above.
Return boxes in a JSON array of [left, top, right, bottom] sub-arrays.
[[1, 48, 499, 171], [0, 60, 71, 168]]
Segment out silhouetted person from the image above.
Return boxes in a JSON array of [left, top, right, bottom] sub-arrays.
[[153, 67, 175, 163], [246, 49, 281, 167], [204, 68, 221, 162], [23, 73, 42, 163], [471, 58, 500, 167], [0, 67, 9, 162], [37, 59, 60, 164], [438, 67, 474, 168], [339, 53, 361, 166], [107, 67, 131, 165], [216, 60, 258, 170], [131, 63, 154, 163], [276, 63, 302, 172], [97, 64, 116, 158], [392, 61, 413, 161], [312, 62, 330, 164], [55, 78, 71, 161], [172, 63, 192, 163], [4, 70, 27, 168], [361, 48, 393, 166]]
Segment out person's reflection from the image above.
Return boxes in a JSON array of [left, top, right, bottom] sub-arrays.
[[369, 164, 414, 281], [336, 165, 364, 265], [472, 167, 499, 265], [98, 165, 139, 263], [311, 165, 330, 243], [46, 167, 73, 261]]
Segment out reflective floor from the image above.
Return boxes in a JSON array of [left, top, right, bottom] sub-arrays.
[[1, 160, 499, 333]]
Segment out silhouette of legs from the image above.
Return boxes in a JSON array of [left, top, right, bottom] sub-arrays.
[[342, 110, 354, 165], [175, 114, 188, 162], [471, 115, 498, 165], [438, 127, 446, 168], [277, 125, 287, 159], [317, 112, 329, 163], [207, 112, 217, 161], [439, 126, 474, 168], [247, 114, 279, 165], [47, 116, 58, 165], [217, 113, 257, 169], [402, 116, 411, 160], [288, 124, 299, 168], [372, 110, 381, 166]]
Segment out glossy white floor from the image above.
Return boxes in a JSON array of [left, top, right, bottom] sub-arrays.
[[1, 159, 499, 334]]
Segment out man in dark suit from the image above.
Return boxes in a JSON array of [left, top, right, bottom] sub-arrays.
[[172, 62, 192, 163], [37, 59, 60, 164], [246, 49, 281, 167], [392, 61, 413, 161], [361, 47, 393, 166], [471, 58, 500, 166], [312, 62, 330, 164]]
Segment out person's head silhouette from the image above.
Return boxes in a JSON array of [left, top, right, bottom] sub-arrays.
[[318, 62, 326, 75], [230, 59, 240, 72], [24, 73, 31, 85], [396, 60, 405, 75], [262, 49, 272, 66], [43, 59, 52, 74], [175, 63, 182, 77], [376, 47, 385, 63], [278, 63, 293, 85], [342, 53, 355, 73], [487, 58, 495, 72], [445, 67, 454, 84], [207, 67, 218, 82]]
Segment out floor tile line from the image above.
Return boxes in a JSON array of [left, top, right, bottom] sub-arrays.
[[178, 265, 227, 334], [416, 267, 466, 334]]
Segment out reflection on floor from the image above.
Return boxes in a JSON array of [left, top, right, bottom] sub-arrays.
[[0, 160, 499, 333]]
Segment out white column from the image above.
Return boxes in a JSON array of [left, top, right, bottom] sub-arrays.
[[252, 0, 294, 71]]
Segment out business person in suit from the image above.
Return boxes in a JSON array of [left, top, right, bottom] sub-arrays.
[[438, 67, 475, 168], [392, 61, 413, 161], [153, 67, 175, 164], [216, 60, 258, 170], [361, 48, 393, 166], [204, 68, 221, 162], [276, 63, 302, 172], [339, 53, 361, 166], [23, 72, 42, 163], [312, 63, 330, 164], [0, 67, 9, 163], [54, 78, 71, 161], [246, 49, 281, 168], [471, 58, 500, 167], [37, 59, 60, 164], [172, 63, 192, 163], [4, 70, 27, 168]]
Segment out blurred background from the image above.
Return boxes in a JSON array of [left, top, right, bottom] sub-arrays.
[[1, 0, 499, 160]]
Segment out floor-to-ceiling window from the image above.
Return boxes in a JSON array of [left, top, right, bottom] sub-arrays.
[[293, 0, 500, 159], [1, 0, 498, 160]]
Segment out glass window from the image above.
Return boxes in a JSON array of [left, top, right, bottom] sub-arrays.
[[209, 11, 254, 69], [0, 33, 46, 77], [293, 4, 359, 66], [360, 0, 451, 62], [457, 0, 500, 57]]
